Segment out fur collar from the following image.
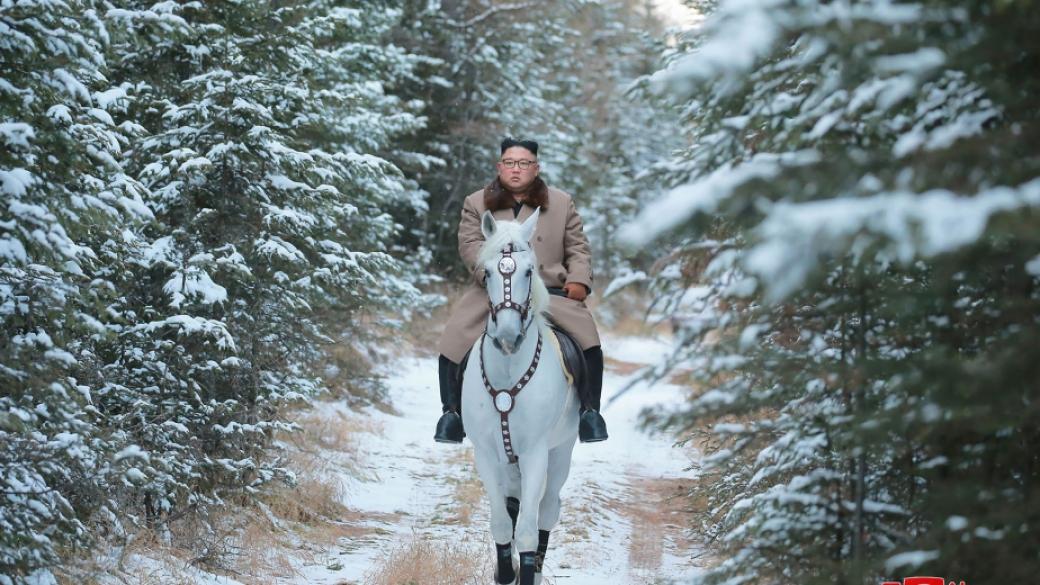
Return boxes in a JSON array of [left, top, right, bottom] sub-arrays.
[[483, 176, 549, 212]]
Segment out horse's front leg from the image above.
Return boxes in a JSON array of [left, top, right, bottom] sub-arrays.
[[473, 447, 517, 584], [516, 445, 549, 585], [532, 438, 576, 584]]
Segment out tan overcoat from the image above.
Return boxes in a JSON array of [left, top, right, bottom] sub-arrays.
[[436, 185, 601, 364]]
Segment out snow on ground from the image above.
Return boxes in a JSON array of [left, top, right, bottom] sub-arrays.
[[284, 333, 705, 584]]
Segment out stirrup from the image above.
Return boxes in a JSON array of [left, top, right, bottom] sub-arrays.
[[434, 410, 465, 443], [578, 409, 608, 443]]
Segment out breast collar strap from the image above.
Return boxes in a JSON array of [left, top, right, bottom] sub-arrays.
[[479, 332, 542, 465]]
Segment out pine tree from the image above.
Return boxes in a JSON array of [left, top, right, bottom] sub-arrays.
[[1, 1, 150, 578], [627, 0, 1040, 582], [302, 0, 435, 289], [389, 0, 684, 285], [95, 0, 425, 549], [390, 0, 588, 271], [547, 0, 683, 284]]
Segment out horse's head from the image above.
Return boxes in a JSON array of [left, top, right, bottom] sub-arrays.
[[478, 209, 549, 354]]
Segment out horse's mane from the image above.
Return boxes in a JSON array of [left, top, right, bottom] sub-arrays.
[[478, 221, 550, 322]]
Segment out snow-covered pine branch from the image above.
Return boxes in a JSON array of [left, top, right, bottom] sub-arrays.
[[630, 0, 1040, 582]]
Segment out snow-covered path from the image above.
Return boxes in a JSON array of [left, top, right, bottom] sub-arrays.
[[288, 334, 705, 584]]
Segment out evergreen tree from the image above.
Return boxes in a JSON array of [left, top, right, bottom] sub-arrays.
[[390, 0, 587, 273], [99, 0, 425, 534], [389, 0, 684, 283], [304, 0, 436, 283], [0, 1, 150, 578], [627, 0, 1040, 582], [548, 0, 683, 284]]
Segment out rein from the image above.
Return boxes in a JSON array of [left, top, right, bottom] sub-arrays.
[[479, 331, 542, 464]]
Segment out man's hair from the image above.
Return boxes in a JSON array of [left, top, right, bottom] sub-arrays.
[[500, 137, 538, 156]]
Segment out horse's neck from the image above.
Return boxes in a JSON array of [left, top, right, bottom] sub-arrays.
[[482, 319, 546, 387]]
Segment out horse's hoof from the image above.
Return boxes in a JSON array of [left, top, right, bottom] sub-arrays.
[[495, 542, 516, 584], [494, 564, 518, 585], [518, 552, 536, 585], [490, 562, 515, 578]]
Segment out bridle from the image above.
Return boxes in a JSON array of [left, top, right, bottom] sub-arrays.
[[486, 243, 535, 338], [480, 242, 541, 464]]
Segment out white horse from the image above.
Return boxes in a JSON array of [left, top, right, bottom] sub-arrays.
[[461, 209, 580, 585]]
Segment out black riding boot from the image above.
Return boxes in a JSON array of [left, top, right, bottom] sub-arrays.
[[434, 354, 465, 443], [578, 346, 608, 443]]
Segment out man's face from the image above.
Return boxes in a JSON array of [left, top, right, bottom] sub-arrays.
[[497, 146, 539, 192]]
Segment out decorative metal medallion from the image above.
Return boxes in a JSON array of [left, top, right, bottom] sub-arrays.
[[494, 391, 514, 413], [479, 332, 543, 464], [498, 256, 516, 274]]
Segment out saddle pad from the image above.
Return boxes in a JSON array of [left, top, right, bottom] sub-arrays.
[[550, 326, 586, 393], [546, 330, 574, 388]]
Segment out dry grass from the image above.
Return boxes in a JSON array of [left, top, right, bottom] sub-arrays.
[[253, 406, 379, 533], [617, 476, 700, 574], [604, 356, 647, 376], [216, 507, 299, 583], [319, 330, 387, 406], [553, 475, 697, 585], [593, 292, 736, 576], [53, 502, 304, 585], [280, 407, 379, 463], [55, 528, 199, 585], [398, 282, 461, 358], [61, 404, 392, 584], [640, 368, 773, 575], [437, 449, 485, 526], [606, 361, 695, 394], [362, 531, 493, 585], [234, 407, 383, 579], [554, 477, 609, 559]]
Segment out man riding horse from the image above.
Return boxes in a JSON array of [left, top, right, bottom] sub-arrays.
[[434, 137, 609, 444]]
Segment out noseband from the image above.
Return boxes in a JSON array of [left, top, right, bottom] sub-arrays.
[[487, 243, 533, 330]]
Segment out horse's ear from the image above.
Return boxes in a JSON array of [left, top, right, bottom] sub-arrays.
[[519, 207, 540, 243], [481, 210, 497, 239]]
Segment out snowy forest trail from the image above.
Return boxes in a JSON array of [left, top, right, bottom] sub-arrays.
[[289, 333, 706, 584]]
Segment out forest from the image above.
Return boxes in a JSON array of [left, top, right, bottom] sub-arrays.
[[2, 0, 1038, 583]]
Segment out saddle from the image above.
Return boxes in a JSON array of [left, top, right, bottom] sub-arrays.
[[457, 324, 586, 394], [547, 321, 587, 394]]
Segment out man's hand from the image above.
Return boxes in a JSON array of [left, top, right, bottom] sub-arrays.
[[563, 282, 588, 302]]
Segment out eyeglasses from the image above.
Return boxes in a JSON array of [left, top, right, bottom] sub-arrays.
[[500, 159, 537, 170]]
